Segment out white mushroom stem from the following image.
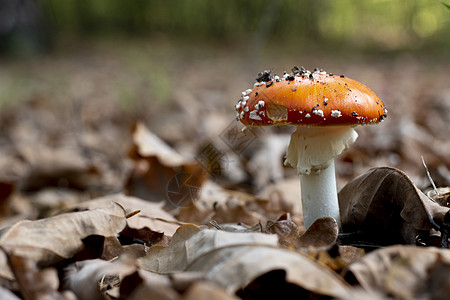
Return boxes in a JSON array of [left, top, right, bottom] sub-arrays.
[[300, 161, 339, 229], [284, 126, 358, 229]]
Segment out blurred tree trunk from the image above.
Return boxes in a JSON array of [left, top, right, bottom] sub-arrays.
[[0, 0, 50, 55]]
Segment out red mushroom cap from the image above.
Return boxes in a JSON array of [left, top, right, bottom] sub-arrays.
[[236, 68, 387, 127]]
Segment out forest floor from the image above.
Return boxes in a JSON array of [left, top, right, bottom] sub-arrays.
[[1, 38, 450, 299]]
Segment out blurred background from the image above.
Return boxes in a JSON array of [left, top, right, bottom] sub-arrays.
[[0, 0, 449, 212]]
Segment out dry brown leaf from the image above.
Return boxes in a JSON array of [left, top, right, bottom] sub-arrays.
[[120, 269, 180, 300], [264, 213, 300, 247], [17, 143, 99, 192], [0, 181, 14, 217], [296, 217, 339, 250], [69, 193, 181, 236], [137, 224, 203, 273], [428, 187, 450, 207], [176, 202, 215, 225], [256, 176, 303, 226], [212, 198, 264, 226], [126, 123, 207, 208], [131, 122, 191, 167], [7, 254, 69, 300], [339, 166, 449, 245], [139, 225, 351, 298], [345, 245, 450, 299], [178, 180, 268, 226], [0, 202, 126, 266], [0, 250, 14, 281], [338, 245, 365, 266]]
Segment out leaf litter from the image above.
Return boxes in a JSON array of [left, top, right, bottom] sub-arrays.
[[0, 43, 450, 299]]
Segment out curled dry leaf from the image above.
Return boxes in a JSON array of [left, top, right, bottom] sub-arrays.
[[338, 166, 450, 245], [296, 217, 339, 251], [345, 245, 450, 300], [139, 225, 351, 298], [0, 202, 126, 267]]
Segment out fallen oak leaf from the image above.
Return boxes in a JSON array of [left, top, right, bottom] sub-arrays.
[[138, 225, 352, 298], [0, 202, 126, 267], [338, 166, 450, 246]]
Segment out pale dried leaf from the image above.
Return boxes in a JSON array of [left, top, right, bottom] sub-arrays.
[[187, 242, 351, 298], [0, 202, 126, 266], [139, 225, 351, 298], [139, 225, 277, 273]]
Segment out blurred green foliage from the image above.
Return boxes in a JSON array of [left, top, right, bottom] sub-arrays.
[[34, 0, 450, 52], [441, 1, 450, 10]]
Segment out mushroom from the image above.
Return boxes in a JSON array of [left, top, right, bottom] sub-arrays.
[[236, 67, 387, 229]]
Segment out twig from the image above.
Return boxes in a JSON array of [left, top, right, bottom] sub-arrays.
[[421, 155, 439, 197]]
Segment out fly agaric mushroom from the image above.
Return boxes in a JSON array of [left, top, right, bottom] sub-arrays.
[[235, 67, 387, 229]]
